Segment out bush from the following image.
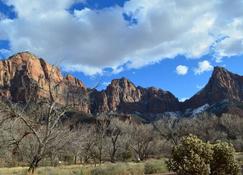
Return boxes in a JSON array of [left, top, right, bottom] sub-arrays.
[[144, 160, 167, 174], [167, 135, 213, 175], [210, 142, 240, 175], [167, 135, 240, 175]]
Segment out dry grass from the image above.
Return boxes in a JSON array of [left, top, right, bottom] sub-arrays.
[[0, 159, 168, 175]]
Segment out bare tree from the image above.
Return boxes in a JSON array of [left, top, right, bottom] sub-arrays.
[[105, 118, 123, 163], [94, 117, 110, 165], [126, 123, 154, 161], [153, 117, 181, 145], [0, 63, 86, 173]]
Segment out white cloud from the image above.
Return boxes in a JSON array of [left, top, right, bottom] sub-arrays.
[[176, 65, 188, 75], [214, 18, 243, 62], [0, 0, 243, 75], [62, 64, 103, 76], [194, 60, 214, 75], [102, 81, 110, 87], [179, 97, 189, 102]]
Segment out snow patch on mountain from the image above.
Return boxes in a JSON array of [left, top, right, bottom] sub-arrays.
[[192, 104, 210, 115]]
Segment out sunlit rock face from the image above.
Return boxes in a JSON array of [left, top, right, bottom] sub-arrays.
[[0, 52, 89, 113], [184, 67, 243, 109], [91, 78, 180, 114], [1, 52, 243, 119]]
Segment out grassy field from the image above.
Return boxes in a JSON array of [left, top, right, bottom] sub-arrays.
[[1, 153, 242, 175], [0, 159, 169, 175]]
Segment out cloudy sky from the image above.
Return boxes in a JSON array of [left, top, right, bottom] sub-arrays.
[[0, 0, 243, 101]]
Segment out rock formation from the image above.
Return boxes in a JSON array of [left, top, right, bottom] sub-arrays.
[[1, 52, 243, 118], [184, 67, 243, 108]]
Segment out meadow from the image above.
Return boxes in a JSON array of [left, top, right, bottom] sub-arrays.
[[0, 159, 169, 175]]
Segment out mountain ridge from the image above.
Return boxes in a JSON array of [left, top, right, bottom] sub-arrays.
[[0, 52, 243, 119]]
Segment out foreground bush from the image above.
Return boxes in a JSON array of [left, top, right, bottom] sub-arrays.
[[167, 135, 213, 175], [210, 142, 240, 175], [167, 135, 240, 175]]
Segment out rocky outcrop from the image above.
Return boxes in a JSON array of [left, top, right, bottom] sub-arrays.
[[183, 67, 243, 109], [0, 52, 89, 112], [1, 52, 243, 118], [91, 78, 180, 114], [0, 52, 180, 115]]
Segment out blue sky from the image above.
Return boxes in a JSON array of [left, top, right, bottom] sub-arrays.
[[0, 0, 243, 101]]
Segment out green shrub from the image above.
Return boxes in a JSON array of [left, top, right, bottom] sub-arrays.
[[210, 142, 240, 175], [167, 135, 240, 175], [167, 135, 213, 175]]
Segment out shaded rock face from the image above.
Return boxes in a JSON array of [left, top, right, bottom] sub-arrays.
[[183, 67, 243, 109], [91, 78, 180, 114]]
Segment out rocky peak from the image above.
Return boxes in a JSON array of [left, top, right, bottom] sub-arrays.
[[5, 52, 243, 119], [109, 77, 136, 89], [89, 77, 180, 114], [183, 66, 243, 109], [0, 52, 88, 111], [211, 66, 236, 85], [1, 52, 63, 84], [0, 52, 85, 88], [65, 74, 86, 89], [105, 78, 141, 111]]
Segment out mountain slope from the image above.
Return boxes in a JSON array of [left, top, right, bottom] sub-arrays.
[[0, 52, 180, 116], [0, 52, 242, 118], [0, 52, 90, 112], [183, 66, 243, 116], [90, 78, 180, 114]]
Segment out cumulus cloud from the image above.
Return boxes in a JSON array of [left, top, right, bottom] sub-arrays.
[[62, 64, 103, 76], [214, 19, 243, 62], [176, 65, 188, 75], [0, 0, 243, 75], [194, 60, 214, 75]]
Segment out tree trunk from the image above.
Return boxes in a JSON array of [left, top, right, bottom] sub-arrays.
[[28, 156, 41, 174], [110, 147, 116, 163], [74, 155, 77, 164]]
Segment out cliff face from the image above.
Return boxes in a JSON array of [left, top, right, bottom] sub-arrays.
[[91, 78, 180, 114], [0, 52, 89, 112], [184, 67, 243, 109], [0, 52, 180, 115], [1, 52, 243, 118]]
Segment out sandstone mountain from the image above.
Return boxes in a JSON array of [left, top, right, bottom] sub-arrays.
[[90, 78, 180, 114], [0, 52, 90, 112], [0, 52, 243, 119], [183, 66, 243, 117]]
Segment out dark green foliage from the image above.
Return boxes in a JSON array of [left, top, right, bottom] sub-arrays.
[[167, 135, 212, 175], [210, 142, 240, 175], [167, 135, 240, 175]]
